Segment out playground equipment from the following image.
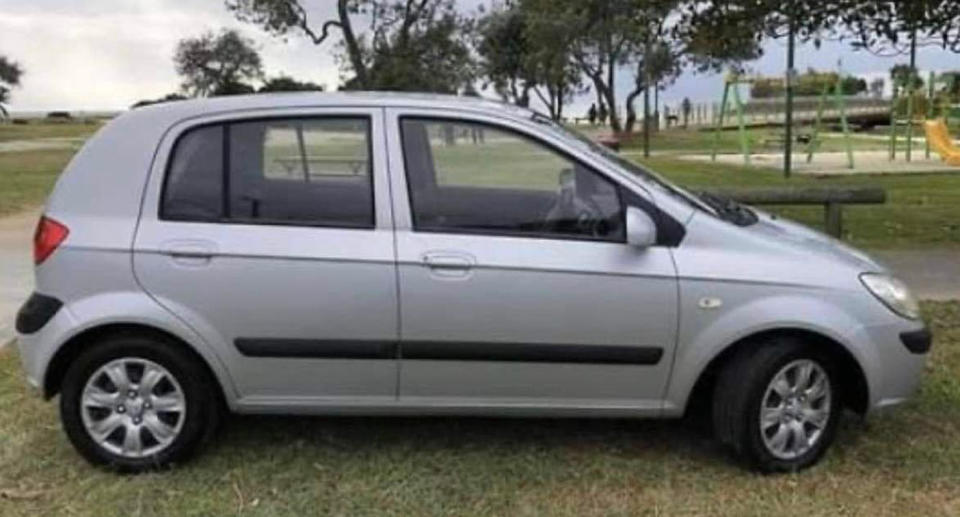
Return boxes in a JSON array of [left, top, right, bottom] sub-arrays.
[[710, 71, 855, 169], [924, 119, 960, 166], [711, 74, 752, 165], [890, 71, 959, 162], [804, 77, 854, 169]]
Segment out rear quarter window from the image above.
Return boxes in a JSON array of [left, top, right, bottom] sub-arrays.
[[161, 125, 224, 221]]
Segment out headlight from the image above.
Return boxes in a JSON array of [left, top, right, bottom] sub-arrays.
[[860, 273, 920, 320]]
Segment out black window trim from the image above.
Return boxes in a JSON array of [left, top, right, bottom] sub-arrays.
[[159, 114, 377, 230], [398, 114, 676, 245]]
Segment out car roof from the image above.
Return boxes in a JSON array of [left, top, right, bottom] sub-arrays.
[[130, 91, 539, 125]]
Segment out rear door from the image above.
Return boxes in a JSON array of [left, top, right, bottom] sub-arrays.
[[385, 110, 679, 412], [134, 108, 399, 408]]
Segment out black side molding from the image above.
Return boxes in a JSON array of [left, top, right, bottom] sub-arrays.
[[15, 293, 63, 335], [403, 341, 663, 365], [235, 338, 398, 359], [234, 338, 663, 365], [900, 328, 932, 354]]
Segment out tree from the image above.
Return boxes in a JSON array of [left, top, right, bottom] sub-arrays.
[[891, 64, 924, 90], [228, 0, 473, 92], [131, 93, 188, 109], [625, 41, 680, 133], [347, 0, 474, 93], [476, 6, 535, 107], [174, 29, 264, 97], [0, 56, 24, 119], [227, 0, 368, 87], [258, 75, 324, 92]]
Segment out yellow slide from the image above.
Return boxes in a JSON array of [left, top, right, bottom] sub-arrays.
[[924, 119, 960, 166]]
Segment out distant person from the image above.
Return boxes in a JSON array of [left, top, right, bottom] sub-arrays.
[[587, 103, 597, 125], [598, 103, 608, 127], [682, 97, 692, 129]]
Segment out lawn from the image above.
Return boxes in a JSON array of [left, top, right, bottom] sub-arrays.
[[0, 121, 102, 143], [0, 149, 78, 216], [0, 301, 957, 516], [632, 155, 960, 248], [2, 122, 960, 247]]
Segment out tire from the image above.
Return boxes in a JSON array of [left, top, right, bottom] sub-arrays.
[[712, 336, 841, 473], [59, 331, 220, 472]]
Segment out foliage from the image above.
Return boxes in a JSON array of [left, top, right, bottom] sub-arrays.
[[258, 75, 324, 92], [890, 64, 924, 90], [228, 0, 473, 93], [476, 6, 535, 107], [0, 55, 24, 119], [174, 29, 264, 97], [345, 0, 474, 93], [750, 69, 868, 98], [130, 93, 188, 109], [842, 0, 960, 55]]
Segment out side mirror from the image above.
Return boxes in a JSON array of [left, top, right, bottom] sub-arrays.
[[626, 206, 657, 248]]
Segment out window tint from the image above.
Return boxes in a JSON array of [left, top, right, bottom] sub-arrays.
[[161, 125, 223, 221], [229, 118, 373, 227], [401, 118, 624, 242]]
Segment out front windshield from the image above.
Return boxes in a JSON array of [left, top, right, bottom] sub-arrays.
[[530, 114, 717, 215]]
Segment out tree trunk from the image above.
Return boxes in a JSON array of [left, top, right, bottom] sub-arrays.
[[604, 59, 621, 132], [338, 0, 367, 88], [624, 87, 643, 134]]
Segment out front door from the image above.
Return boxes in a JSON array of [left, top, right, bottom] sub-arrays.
[[387, 112, 679, 412], [134, 109, 399, 407]]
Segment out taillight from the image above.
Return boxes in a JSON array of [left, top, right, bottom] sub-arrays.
[[34, 216, 69, 265]]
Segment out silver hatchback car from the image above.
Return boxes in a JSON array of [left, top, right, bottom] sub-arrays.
[[16, 93, 929, 472]]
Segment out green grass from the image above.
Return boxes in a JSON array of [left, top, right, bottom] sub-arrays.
[[0, 302, 958, 516], [0, 149, 77, 216], [2, 124, 959, 247], [623, 127, 926, 155], [632, 156, 960, 248], [0, 121, 102, 143]]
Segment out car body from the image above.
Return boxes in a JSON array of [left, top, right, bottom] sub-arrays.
[[15, 92, 930, 472]]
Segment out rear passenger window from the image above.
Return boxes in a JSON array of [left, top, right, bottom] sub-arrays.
[[160, 117, 373, 228], [161, 125, 223, 221], [229, 118, 373, 227]]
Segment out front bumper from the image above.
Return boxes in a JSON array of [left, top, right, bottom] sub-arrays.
[[853, 320, 930, 413]]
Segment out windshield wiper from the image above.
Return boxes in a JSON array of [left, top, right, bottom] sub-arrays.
[[696, 192, 759, 227]]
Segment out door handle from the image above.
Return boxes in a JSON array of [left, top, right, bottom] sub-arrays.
[[422, 252, 475, 278], [160, 240, 217, 266]]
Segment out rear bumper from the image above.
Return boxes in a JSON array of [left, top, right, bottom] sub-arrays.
[[15, 292, 62, 335]]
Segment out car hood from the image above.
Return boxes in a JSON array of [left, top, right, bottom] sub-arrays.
[[747, 209, 886, 273]]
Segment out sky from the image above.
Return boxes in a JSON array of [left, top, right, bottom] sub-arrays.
[[1, 0, 959, 115]]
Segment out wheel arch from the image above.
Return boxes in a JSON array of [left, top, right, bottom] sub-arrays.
[[684, 327, 870, 418], [43, 322, 229, 408]]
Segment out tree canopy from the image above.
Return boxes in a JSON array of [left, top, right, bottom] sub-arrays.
[[0, 56, 24, 119], [259, 75, 325, 92], [174, 29, 264, 97]]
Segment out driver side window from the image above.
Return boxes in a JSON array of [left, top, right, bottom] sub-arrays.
[[400, 118, 624, 242]]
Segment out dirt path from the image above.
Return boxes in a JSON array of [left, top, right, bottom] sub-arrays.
[[0, 209, 39, 344]]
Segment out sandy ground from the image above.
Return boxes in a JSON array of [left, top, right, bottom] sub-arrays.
[[0, 209, 38, 344], [0, 137, 86, 153], [681, 150, 960, 176]]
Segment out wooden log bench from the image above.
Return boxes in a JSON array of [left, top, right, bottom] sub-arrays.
[[698, 186, 886, 238]]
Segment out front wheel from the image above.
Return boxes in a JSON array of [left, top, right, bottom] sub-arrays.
[[713, 337, 841, 472], [59, 332, 219, 472]]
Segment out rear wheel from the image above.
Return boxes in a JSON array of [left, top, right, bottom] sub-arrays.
[[713, 337, 841, 472], [59, 332, 219, 472]]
